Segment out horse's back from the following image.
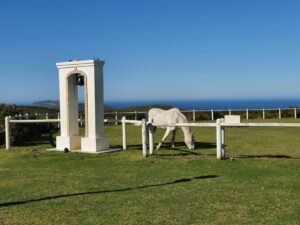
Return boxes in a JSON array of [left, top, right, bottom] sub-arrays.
[[148, 108, 186, 124]]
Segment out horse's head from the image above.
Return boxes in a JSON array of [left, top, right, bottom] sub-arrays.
[[185, 130, 195, 150]]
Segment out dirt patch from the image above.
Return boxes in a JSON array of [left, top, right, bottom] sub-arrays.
[[180, 154, 208, 161]]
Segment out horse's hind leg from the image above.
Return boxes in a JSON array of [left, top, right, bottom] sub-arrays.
[[156, 128, 172, 150], [171, 129, 177, 149]]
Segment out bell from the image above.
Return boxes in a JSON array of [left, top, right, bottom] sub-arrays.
[[75, 74, 84, 86]]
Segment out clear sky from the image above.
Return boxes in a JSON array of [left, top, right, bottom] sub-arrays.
[[0, 0, 299, 104]]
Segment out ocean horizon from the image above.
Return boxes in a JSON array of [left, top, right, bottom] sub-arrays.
[[106, 99, 300, 110], [5, 98, 300, 110]]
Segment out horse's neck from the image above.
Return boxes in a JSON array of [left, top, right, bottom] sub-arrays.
[[177, 113, 191, 137], [177, 111, 188, 123], [180, 126, 191, 137]]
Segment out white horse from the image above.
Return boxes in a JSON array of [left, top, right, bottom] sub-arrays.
[[148, 108, 195, 150]]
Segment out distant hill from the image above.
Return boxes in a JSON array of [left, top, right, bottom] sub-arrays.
[[33, 100, 114, 112], [33, 100, 59, 109]]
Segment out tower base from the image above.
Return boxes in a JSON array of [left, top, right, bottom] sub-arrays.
[[56, 136, 81, 150], [81, 137, 110, 153]]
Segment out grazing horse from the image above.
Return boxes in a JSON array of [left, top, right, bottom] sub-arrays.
[[148, 108, 195, 150]]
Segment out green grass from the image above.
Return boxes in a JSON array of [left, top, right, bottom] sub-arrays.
[[0, 119, 300, 225]]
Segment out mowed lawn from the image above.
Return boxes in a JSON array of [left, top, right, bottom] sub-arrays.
[[0, 119, 300, 225]]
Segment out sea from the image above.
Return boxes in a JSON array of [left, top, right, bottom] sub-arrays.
[[106, 99, 300, 110], [10, 99, 300, 110]]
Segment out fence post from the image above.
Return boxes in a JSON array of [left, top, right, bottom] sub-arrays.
[[141, 119, 148, 157], [135, 111, 138, 120], [211, 109, 214, 121], [122, 117, 127, 150], [57, 113, 60, 128], [46, 113, 49, 129], [229, 109, 231, 115], [216, 119, 222, 160], [115, 111, 118, 125], [221, 118, 225, 159], [5, 116, 10, 150], [295, 108, 297, 119], [149, 120, 154, 155], [79, 113, 83, 127], [192, 110, 196, 122], [279, 108, 281, 119], [263, 109, 265, 119], [246, 109, 249, 120]]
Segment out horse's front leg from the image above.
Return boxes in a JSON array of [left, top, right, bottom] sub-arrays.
[[156, 128, 172, 150], [171, 129, 177, 149]]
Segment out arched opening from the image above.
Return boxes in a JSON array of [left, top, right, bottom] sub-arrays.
[[66, 71, 88, 140]]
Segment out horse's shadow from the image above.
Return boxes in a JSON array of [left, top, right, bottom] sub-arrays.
[[112, 142, 215, 151], [161, 141, 216, 150]]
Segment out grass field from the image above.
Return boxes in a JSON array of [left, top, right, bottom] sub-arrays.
[[0, 119, 300, 224]]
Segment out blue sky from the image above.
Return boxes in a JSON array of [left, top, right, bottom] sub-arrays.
[[0, 0, 299, 104]]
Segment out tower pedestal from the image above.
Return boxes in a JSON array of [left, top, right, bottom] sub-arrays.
[[81, 137, 109, 153], [56, 136, 81, 151]]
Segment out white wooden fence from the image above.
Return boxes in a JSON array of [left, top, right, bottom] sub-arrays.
[[107, 107, 299, 121], [8, 107, 299, 129], [4, 116, 300, 160], [4, 117, 60, 150], [121, 117, 300, 159]]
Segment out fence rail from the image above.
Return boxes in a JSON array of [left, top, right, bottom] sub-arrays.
[[104, 107, 300, 121]]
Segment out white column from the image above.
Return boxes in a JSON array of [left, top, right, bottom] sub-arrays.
[[246, 109, 249, 120], [229, 109, 232, 115], [141, 119, 148, 157], [216, 119, 222, 160], [81, 61, 109, 152], [56, 70, 81, 150], [122, 117, 127, 150], [294, 108, 297, 119], [211, 109, 214, 120], [5, 116, 10, 150], [263, 109, 265, 119]]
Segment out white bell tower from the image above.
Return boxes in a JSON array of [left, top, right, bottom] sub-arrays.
[[55, 59, 112, 153]]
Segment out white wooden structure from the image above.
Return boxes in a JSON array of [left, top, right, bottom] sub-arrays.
[[55, 59, 115, 153], [5, 117, 60, 150], [121, 116, 300, 159]]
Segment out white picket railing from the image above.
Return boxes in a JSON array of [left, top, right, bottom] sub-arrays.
[[4, 116, 300, 160]]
